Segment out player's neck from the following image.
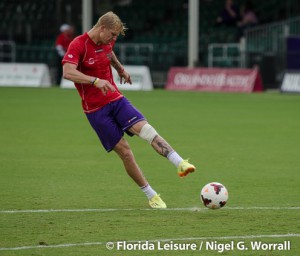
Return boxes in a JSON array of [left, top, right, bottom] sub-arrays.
[[87, 29, 103, 45]]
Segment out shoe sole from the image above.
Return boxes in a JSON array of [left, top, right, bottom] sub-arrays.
[[178, 167, 195, 177]]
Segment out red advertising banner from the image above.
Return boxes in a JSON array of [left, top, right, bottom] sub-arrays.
[[166, 67, 263, 92]]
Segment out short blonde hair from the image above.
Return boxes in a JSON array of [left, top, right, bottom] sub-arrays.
[[94, 11, 127, 36]]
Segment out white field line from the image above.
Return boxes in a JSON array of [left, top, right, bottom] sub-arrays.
[[0, 234, 299, 251], [0, 206, 300, 214]]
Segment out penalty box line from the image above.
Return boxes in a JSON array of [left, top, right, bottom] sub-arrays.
[[0, 233, 299, 251], [0, 206, 300, 214]]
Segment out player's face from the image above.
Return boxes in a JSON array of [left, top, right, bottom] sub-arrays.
[[100, 26, 120, 44]]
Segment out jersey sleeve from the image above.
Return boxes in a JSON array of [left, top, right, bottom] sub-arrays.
[[62, 37, 82, 66]]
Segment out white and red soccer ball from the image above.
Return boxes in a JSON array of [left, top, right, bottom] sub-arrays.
[[200, 182, 228, 209]]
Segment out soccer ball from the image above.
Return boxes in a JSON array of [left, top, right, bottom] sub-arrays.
[[200, 182, 228, 209]]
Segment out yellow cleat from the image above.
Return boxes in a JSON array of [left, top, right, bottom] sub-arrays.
[[178, 159, 196, 177], [149, 194, 167, 209]]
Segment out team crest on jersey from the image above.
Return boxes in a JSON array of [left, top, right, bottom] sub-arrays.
[[68, 54, 73, 58]]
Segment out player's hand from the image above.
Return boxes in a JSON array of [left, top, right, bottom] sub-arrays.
[[94, 79, 115, 96], [119, 70, 132, 85]]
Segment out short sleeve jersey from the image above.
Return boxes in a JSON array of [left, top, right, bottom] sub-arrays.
[[62, 32, 123, 113]]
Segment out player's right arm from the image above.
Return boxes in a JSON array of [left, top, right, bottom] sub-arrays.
[[63, 63, 115, 95]]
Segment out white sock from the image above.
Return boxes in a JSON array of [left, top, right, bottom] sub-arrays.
[[167, 151, 183, 167], [140, 184, 157, 200]]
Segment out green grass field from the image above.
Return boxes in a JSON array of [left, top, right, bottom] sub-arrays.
[[0, 87, 299, 256]]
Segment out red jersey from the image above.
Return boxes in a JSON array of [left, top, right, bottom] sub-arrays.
[[62, 32, 123, 113]]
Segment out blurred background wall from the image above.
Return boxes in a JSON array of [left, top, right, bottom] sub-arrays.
[[1, 0, 300, 88]]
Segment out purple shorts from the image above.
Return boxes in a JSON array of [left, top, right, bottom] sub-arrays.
[[86, 97, 145, 152]]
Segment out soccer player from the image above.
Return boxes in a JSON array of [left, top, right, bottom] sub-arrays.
[[62, 11, 196, 209]]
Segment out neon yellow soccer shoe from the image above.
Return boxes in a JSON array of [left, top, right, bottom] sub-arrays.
[[149, 194, 167, 209], [178, 159, 196, 177]]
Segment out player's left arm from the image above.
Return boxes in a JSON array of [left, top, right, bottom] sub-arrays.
[[111, 51, 132, 84]]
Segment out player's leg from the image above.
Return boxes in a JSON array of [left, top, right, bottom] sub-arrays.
[[128, 121, 196, 177], [113, 137, 167, 208], [113, 137, 147, 187], [86, 104, 166, 208], [112, 97, 196, 176]]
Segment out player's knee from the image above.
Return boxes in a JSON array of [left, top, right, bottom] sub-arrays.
[[115, 139, 134, 160], [121, 149, 134, 162], [139, 124, 158, 144]]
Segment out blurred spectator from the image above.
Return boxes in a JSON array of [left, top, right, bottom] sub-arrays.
[[237, 1, 258, 39], [55, 24, 75, 85], [216, 0, 240, 26]]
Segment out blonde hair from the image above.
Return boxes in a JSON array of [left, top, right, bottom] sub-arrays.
[[94, 11, 127, 36]]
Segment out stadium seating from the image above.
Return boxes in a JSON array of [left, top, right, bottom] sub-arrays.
[[1, 0, 299, 71], [113, 0, 300, 69]]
